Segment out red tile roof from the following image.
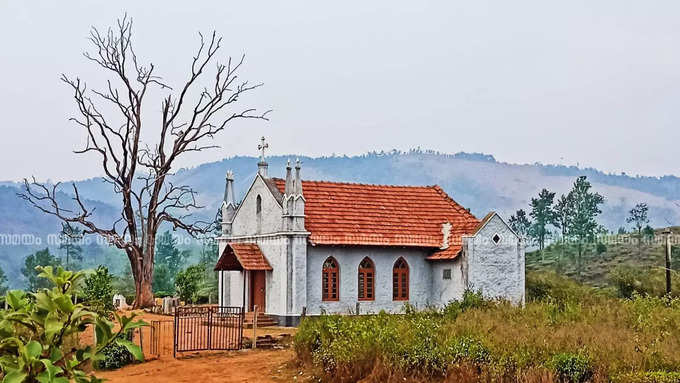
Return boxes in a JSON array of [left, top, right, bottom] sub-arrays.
[[215, 243, 273, 271], [273, 179, 480, 259]]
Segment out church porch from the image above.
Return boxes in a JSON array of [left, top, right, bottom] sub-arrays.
[[215, 243, 273, 315]]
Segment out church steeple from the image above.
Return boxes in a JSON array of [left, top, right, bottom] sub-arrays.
[[257, 136, 269, 177], [221, 170, 236, 235], [292, 159, 305, 231], [285, 159, 294, 196], [294, 159, 303, 196]]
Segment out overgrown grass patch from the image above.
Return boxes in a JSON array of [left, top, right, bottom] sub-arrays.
[[294, 273, 680, 382]]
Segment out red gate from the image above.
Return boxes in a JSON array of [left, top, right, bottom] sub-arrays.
[[174, 306, 243, 357]]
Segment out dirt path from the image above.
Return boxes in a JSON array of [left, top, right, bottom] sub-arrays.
[[98, 349, 302, 383]]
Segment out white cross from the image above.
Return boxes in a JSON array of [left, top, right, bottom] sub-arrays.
[[257, 136, 269, 163]]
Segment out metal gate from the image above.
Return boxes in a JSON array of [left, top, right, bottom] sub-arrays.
[[174, 306, 243, 357]]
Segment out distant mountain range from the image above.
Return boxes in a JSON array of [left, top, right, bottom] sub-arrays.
[[1, 150, 679, 287]]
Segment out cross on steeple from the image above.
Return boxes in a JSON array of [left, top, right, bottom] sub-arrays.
[[258, 136, 269, 163]]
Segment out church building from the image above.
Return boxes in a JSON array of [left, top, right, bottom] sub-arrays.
[[215, 138, 525, 326]]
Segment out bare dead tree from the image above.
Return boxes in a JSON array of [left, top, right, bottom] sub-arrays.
[[18, 15, 268, 308]]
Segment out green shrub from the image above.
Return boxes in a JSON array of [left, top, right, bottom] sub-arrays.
[[550, 352, 593, 383], [0, 266, 146, 382], [96, 342, 133, 370], [175, 264, 204, 303], [526, 271, 599, 304], [82, 265, 115, 318], [610, 265, 647, 298], [445, 335, 490, 365], [95, 329, 137, 370]]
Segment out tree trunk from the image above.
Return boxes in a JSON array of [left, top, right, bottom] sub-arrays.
[[134, 278, 155, 309], [129, 246, 156, 309]]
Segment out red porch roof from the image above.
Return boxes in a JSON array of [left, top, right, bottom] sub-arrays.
[[214, 243, 272, 271]]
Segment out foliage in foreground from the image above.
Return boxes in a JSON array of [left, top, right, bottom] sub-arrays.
[[294, 273, 680, 383], [0, 266, 145, 382]]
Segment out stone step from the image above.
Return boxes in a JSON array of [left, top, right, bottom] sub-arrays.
[[243, 312, 277, 328]]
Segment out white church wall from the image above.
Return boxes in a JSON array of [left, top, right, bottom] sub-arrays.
[[291, 236, 308, 314], [254, 235, 288, 316], [430, 258, 466, 306], [230, 175, 283, 236], [466, 214, 525, 305], [306, 246, 433, 315], [228, 270, 244, 307]]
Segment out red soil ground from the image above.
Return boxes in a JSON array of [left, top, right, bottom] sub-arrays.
[[98, 349, 302, 383], [92, 311, 307, 383]]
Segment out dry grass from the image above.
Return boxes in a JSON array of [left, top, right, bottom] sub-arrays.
[[294, 273, 680, 383]]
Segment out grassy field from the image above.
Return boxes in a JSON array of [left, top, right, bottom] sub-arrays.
[[526, 229, 680, 293], [294, 273, 680, 383]]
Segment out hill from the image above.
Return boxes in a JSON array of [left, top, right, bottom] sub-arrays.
[[1, 150, 679, 288], [526, 227, 680, 294]]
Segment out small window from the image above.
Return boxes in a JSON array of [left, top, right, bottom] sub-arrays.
[[322, 257, 339, 301], [358, 257, 375, 301], [443, 269, 451, 280], [492, 233, 501, 245]]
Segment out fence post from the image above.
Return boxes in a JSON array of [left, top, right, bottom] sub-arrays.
[[173, 308, 178, 358], [252, 305, 258, 349], [138, 328, 144, 357], [207, 307, 213, 351]]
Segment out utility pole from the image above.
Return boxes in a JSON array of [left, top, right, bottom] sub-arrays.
[[663, 228, 672, 295]]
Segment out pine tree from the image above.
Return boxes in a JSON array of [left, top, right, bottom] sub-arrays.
[[626, 202, 649, 254], [552, 194, 574, 267], [509, 209, 531, 237], [155, 231, 184, 277], [529, 189, 556, 253], [59, 223, 83, 270], [153, 231, 185, 294], [22, 248, 61, 291], [566, 176, 604, 276]]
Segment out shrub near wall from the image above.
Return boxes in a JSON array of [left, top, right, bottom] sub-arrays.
[[294, 275, 680, 383]]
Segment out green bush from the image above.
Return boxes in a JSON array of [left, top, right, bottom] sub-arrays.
[[609, 265, 680, 298], [175, 264, 204, 303], [95, 329, 136, 370], [550, 352, 593, 383], [96, 342, 133, 370], [526, 271, 600, 304], [0, 266, 146, 382], [82, 265, 115, 318]]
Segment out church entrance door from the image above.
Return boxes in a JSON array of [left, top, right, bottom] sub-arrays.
[[249, 271, 266, 312]]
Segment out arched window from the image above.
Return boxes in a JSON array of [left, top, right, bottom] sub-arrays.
[[322, 257, 339, 301], [358, 257, 375, 301], [392, 257, 409, 301], [256, 195, 262, 233]]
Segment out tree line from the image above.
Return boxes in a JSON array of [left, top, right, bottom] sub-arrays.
[[5, 226, 219, 306], [508, 176, 661, 275]]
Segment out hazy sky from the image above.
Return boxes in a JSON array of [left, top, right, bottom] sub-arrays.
[[1, 0, 679, 181]]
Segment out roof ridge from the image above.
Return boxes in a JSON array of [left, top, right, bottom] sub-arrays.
[[273, 177, 437, 189], [431, 185, 479, 222]]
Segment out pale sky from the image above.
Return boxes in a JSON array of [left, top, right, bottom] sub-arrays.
[[1, 0, 679, 181]]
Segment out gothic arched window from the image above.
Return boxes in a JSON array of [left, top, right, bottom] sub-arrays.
[[392, 257, 409, 301], [256, 195, 262, 233], [322, 257, 339, 301], [358, 257, 375, 301]]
